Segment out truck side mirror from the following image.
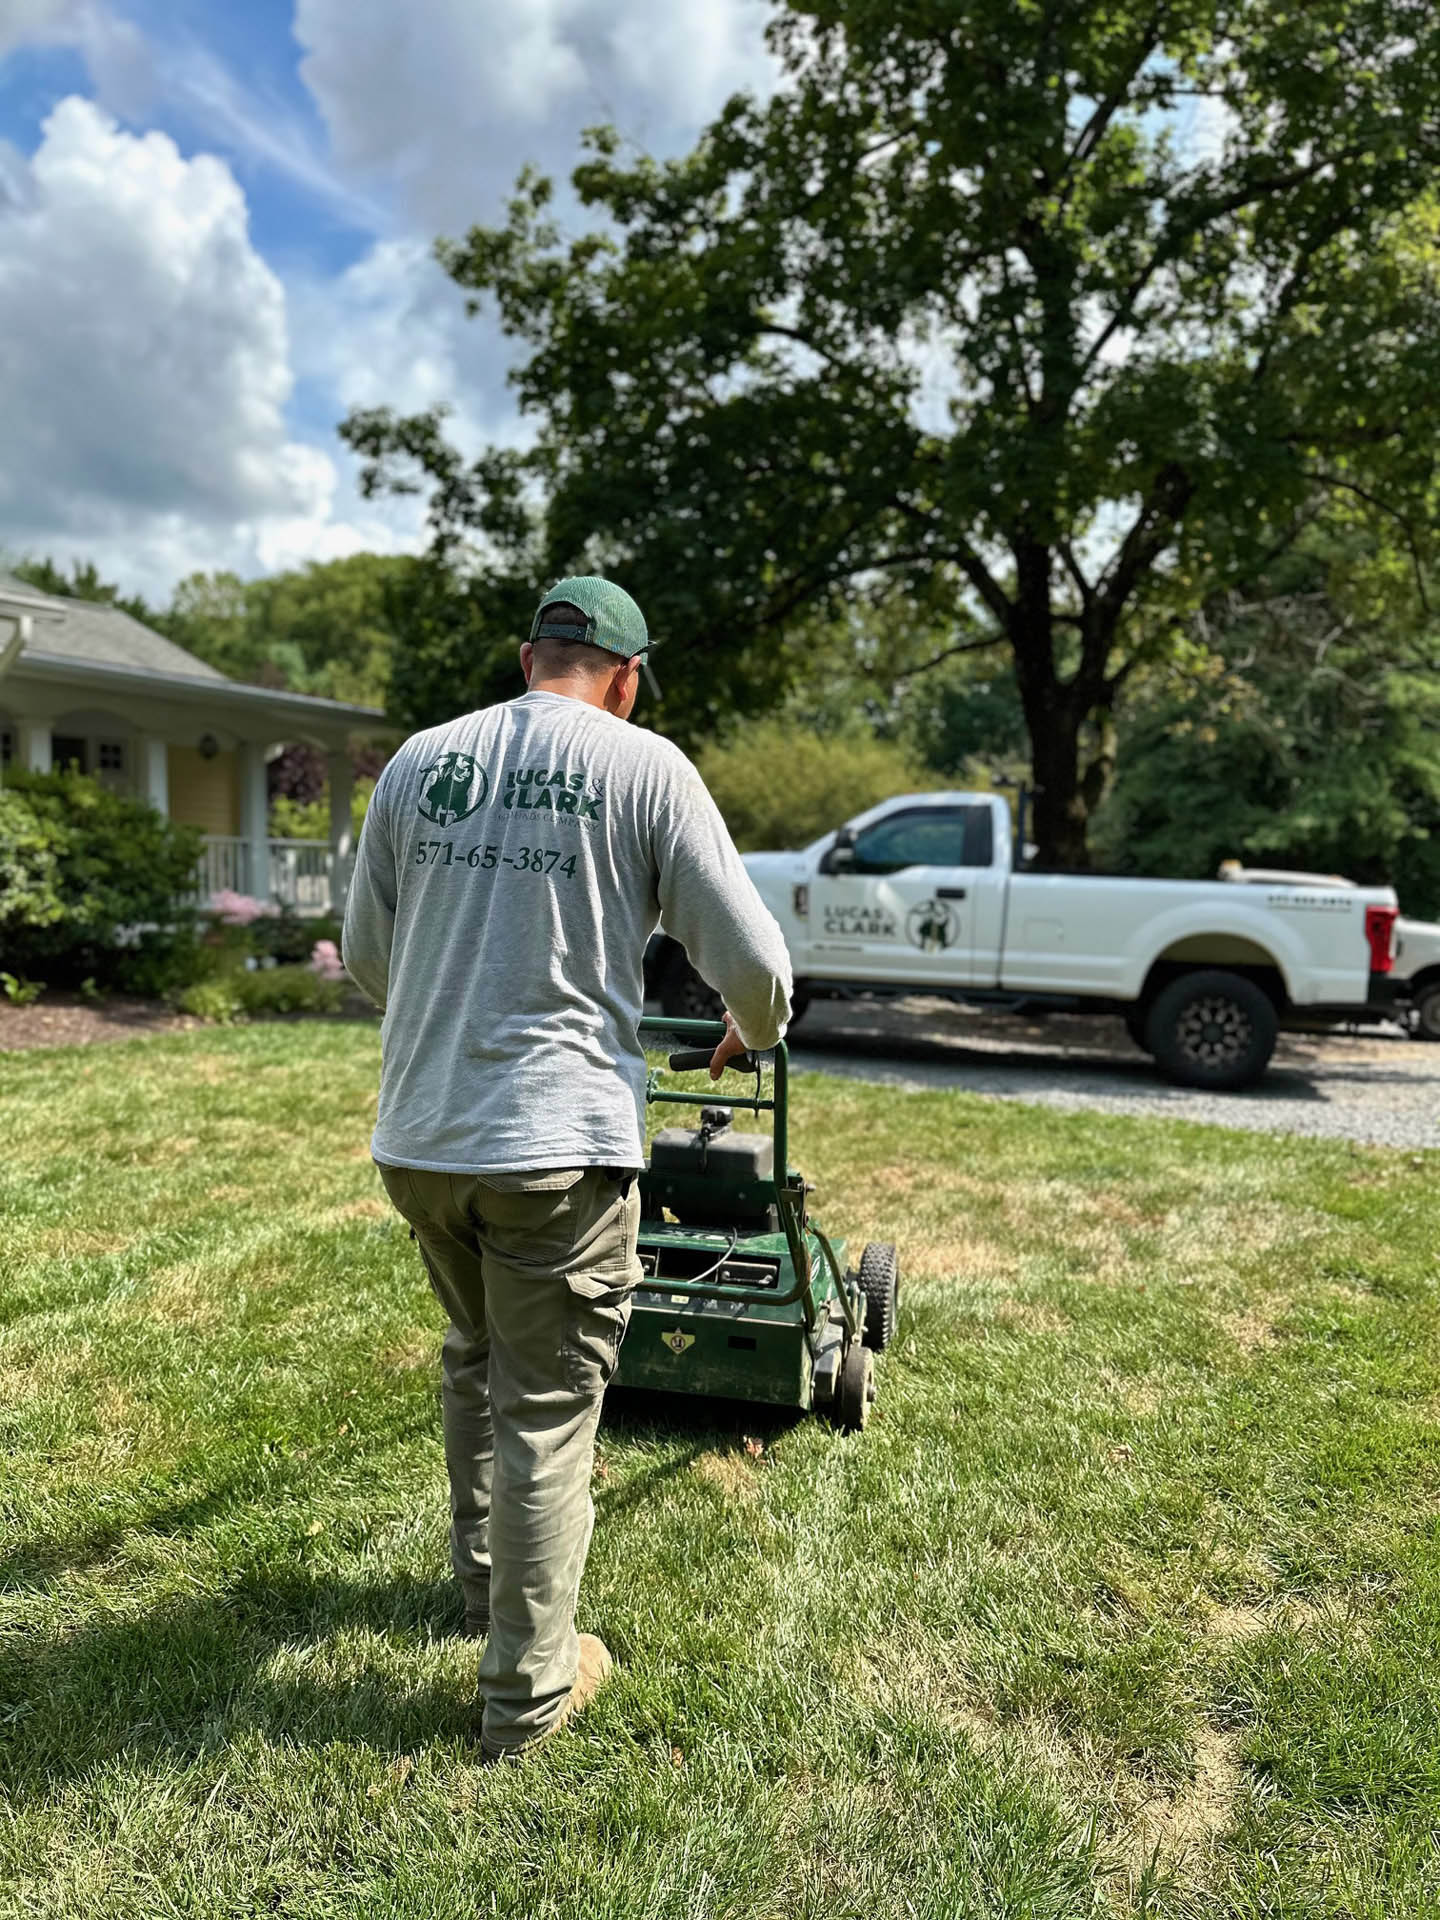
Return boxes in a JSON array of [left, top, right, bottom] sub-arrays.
[[823, 828, 857, 875]]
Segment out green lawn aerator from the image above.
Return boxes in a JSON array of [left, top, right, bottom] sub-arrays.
[[614, 1016, 899, 1430]]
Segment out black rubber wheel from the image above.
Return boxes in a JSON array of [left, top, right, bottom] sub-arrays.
[[857, 1242, 899, 1352], [787, 992, 810, 1032], [1123, 1006, 1154, 1054], [1145, 969, 1278, 1090], [833, 1339, 875, 1433], [659, 956, 724, 1022], [1411, 982, 1440, 1042]]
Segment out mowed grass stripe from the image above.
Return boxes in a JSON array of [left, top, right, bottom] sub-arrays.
[[1, 1024, 1438, 1918]]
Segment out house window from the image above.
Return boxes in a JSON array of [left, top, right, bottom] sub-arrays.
[[0, 728, 12, 767], [49, 727, 133, 793]]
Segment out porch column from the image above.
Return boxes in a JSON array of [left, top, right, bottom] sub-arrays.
[[141, 734, 169, 814], [19, 720, 52, 773], [328, 750, 354, 911], [240, 740, 271, 903]]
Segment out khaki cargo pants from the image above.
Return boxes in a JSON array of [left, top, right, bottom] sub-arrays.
[[377, 1162, 640, 1755]]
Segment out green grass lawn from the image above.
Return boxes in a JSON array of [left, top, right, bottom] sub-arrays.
[[2, 1024, 1439, 1919]]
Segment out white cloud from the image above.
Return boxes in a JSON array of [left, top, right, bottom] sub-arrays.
[[288, 237, 530, 461], [294, 0, 779, 230], [0, 0, 153, 115], [0, 96, 409, 600]]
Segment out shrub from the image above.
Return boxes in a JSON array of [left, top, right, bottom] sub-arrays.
[[247, 909, 343, 966], [235, 965, 346, 1016], [0, 768, 205, 990], [175, 978, 244, 1025], [175, 964, 348, 1024], [309, 939, 346, 982], [112, 923, 213, 998], [0, 970, 43, 1005], [693, 720, 936, 851], [0, 790, 63, 932]]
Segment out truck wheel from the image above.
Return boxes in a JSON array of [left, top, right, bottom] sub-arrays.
[[1123, 1007, 1154, 1054], [659, 956, 723, 1022], [1146, 970, 1278, 1090], [1411, 983, 1440, 1041], [856, 1242, 900, 1351]]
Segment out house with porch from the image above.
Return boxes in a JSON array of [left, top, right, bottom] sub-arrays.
[[0, 574, 395, 916]]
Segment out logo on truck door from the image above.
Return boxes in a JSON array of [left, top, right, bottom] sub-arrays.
[[906, 899, 958, 952], [822, 905, 898, 939]]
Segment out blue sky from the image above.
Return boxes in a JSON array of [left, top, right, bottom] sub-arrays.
[[0, 0, 776, 600]]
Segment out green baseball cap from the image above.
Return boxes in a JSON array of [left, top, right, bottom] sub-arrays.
[[530, 576, 650, 658]]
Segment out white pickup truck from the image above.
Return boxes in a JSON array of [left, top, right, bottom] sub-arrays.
[[650, 791, 1401, 1089], [1218, 863, 1440, 1040]]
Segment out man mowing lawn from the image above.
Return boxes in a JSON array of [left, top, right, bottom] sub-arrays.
[[342, 576, 791, 1762]]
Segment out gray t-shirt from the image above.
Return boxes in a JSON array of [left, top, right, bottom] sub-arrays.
[[342, 689, 792, 1173]]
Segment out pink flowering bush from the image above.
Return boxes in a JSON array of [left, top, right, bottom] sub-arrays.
[[309, 938, 346, 983], [211, 890, 267, 927]]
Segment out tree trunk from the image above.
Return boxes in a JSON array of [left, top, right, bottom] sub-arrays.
[[1007, 542, 1098, 869], [1024, 705, 1092, 869]]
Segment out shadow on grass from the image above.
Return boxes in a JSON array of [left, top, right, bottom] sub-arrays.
[[1, 1567, 480, 1797], [2, 1395, 806, 1799]]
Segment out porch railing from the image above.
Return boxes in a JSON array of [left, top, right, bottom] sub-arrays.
[[193, 836, 347, 916], [195, 835, 251, 899], [269, 838, 336, 913]]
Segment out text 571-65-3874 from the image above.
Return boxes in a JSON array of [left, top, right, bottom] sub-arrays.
[[414, 840, 578, 878]]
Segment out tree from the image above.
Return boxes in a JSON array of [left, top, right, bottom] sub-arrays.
[[10, 555, 157, 625], [695, 717, 933, 851], [344, 0, 1440, 863], [165, 555, 418, 708], [1094, 531, 1440, 913]]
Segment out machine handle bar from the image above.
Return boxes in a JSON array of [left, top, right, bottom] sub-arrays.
[[666, 1046, 760, 1075]]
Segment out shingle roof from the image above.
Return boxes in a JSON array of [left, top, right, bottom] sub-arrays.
[[0, 573, 228, 683]]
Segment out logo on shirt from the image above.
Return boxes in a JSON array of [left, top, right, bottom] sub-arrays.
[[906, 899, 958, 952], [504, 766, 604, 820], [417, 752, 489, 826]]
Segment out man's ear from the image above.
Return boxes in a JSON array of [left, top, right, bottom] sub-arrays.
[[519, 641, 534, 686]]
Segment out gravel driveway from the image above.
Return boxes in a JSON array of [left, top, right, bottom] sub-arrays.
[[785, 997, 1439, 1149]]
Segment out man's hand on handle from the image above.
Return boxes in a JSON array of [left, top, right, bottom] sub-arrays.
[[709, 1011, 750, 1080]]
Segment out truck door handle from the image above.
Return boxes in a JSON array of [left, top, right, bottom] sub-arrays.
[[937, 886, 967, 900]]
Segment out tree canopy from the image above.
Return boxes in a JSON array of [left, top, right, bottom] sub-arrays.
[[1094, 528, 1440, 912], [164, 553, 418, 710], [344, 0, 1440, 862], [10, 555, 157, 626]]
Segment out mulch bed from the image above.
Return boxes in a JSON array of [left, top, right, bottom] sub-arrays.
[[0, 994, 202, 1051], [0, 990, 203, 1052], [0, 992, 380, 1051]]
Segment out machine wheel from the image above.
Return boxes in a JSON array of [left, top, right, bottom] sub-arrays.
[[659, 956, 723, 1022], [833, 1339, 875, 1433], [1410, 982, 1440, 1041], [857, 1242, 900, 1352], [1145, 970, 1278, 1090]]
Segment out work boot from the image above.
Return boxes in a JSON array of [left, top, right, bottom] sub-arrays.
[[479, 1635, 614, 1762]]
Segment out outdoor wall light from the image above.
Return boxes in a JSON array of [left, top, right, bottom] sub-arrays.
[[198, 732, 220, 760]]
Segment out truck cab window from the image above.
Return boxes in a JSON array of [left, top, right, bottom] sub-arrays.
[[851, 806, 992, 874]]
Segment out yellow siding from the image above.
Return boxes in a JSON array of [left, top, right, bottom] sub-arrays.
[[167, 746, 239, 835]]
